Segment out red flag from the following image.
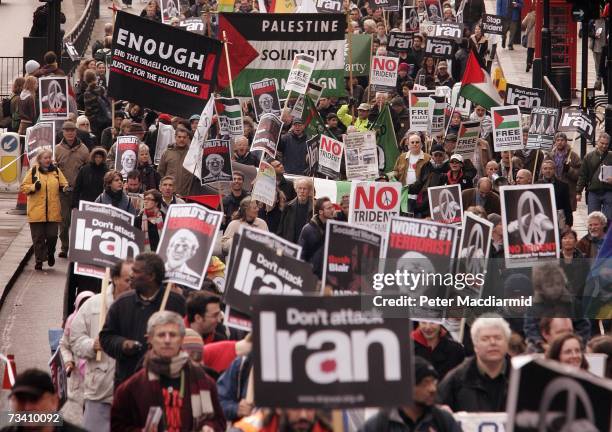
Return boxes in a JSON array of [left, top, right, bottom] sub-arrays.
[[184, 195, 222, 210], [217, 14, 258, 91]]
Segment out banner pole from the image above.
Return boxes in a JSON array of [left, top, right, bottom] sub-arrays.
[[222, 31, 235, 99], [331, 411, 344, 432], [366, 36, 373, 106], [346, 6, 355, 121], [159, 282, 172, 311], [509, 155, 514, 184], [531, 150, 539, 184], [96, 267, 111, 362]]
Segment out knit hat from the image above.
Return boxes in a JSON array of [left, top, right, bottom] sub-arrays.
[[25, 60, 40, 75], [398, 63, 410, 73], [414, 357, 439, 384], [430, 143, 445, 154], [487, 213, 502, 226], [182, 328, 204, 357]]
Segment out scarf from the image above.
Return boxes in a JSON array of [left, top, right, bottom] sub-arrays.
[[106, 188, 124, 207], [19, 89, 32, 101], [145, 351, 218, 432], [142, 208, 164, 252], [553, 148, 567, 178], [446, 169, 463, 185]]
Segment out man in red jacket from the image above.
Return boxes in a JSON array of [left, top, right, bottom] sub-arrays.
[[111, 311, 226, 431]]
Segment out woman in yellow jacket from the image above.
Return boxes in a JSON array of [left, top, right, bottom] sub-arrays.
[[21, 149, 69, 270]]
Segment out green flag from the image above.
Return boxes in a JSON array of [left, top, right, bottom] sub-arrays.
[[302, 95, 337, 140], [370, 103, 400, 173], [345, 34, 372, 78]]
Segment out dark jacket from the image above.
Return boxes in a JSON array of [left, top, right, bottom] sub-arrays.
[[441, 169, 474, 190], [410, 160, 448, 216], [278, 131, 308, 175], [277, 198, 313, 244], [134, 211, 164, 252], [217, 355, 252, 422], [461, 188, 501, 215], [392, 107, 411, 143], [137, 162, 161, 191], [234, 151, 259, 167], [277, 175, 297, 202], [360, 407, 461, 432], [299, 215, 326, 278], [456, 0, 486, 27], [72, 150, 108, 208], [412, 328, 465, 380], [222, 190, 249, 231], [437, 356, 510, 413], [537, 177, 573, 226], [576, 149, 612, 194], [112, 361, 226, 432], [99, 289, 185, 387], [95, 189, 137, 215]]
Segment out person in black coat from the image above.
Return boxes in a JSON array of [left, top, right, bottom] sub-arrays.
[[99, 253, 185, 388], [277, 178, 313, 244], [298, 198, 335, 278], [537, 159, 573, 227], [72, 147, 108, 209], [360, 358, 462, 432], [412, 322, 465, 380], [438, 317, 512, 412]]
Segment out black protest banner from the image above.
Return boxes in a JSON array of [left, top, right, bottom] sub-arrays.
[[387, 32, 414, 53], [428, 184, 463, 224], [178, 17, 206, 35], [507, 357, 612, 432], [49, 348, 68, 408], [224, 233, 318, 315], [456, 212, 493, 299], [322, 221, 383, 295], [382, 216, 458, 318], [505, 83, 544, 114], [500, 184, 560, 266], [305, 136, 319, 176], [38, 76, 69, 121], [25, 122, 55, 164], [250, 78, 282, 122], [69, 204, 144, 268], [251, 113, 283, 158], [433, 23, 464, 41], [109, 11, 221, 118], [558, 107, 595, 141], [157, 204, 222, 290], [252, 295, 414, 408], [370, 0, 400, 11], [527, 107, 559, 150], [315, 0, 342, 13], [201, 139, 233, 184], [482, 14, 505, 35], [424, 37, 455, 59], [425, 0, 443, 22]]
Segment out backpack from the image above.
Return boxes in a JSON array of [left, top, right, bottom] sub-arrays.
[[96, 94, 112, 127]]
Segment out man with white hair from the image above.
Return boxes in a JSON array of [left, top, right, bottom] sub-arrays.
[[111, 311, 226, 431], [514, 168, 532, 185], [437, 315, 511, 412], [165, 228, 201, 279], [576, 211, 608, 258]]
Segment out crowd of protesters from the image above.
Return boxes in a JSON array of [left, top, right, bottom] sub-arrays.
[[1, 0, 612, 431]]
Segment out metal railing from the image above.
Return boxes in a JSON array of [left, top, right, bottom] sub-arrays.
[[61, 0, 100, 75], [542, 75, 570, 110], [0, 57, 24, 99]]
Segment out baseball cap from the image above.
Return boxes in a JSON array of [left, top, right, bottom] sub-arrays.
[[449, 154, 463, 163], [10, 369, 55, 399], [357, 103, 370, 111], [430, 143, 445, 154], [189, 114, 201, 122], [62, 121, 77, 130], [292, 118, 304, 125], [414, 357, 439, 384]]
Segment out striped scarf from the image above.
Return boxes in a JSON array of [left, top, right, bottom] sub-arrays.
[[142, 208, 164, 252]]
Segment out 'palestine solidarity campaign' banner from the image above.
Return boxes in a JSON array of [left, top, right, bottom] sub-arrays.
[[219, 13, 347, 97], [109, 11, 222, 118]]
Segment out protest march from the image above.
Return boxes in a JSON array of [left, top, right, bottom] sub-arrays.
[[1, 0, 612, 431]]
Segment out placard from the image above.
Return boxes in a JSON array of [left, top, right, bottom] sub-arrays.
[[344, 131, 379, 180], [424, 36, 455, 59], [250, 113, 282, 158], [251, 159, 277, 206], [250, 78, 281, 122], [505, 84, 544, 114], [318, 135, 343, 178], [25, 122, 55, 164], [201, 139, 233, 184], [370, 56, 399, 93], [455, 121, 481, 158], [491, 105, 523, 152], [115, 135, 139, 179], [482, 14, 505, 35], [285, 54, 316, 95], [428, 184, 463, 224], [526, 107, 558, 150], [349, 181, 401, 236], [38, 76, 69, 121], [557, 107, 595, 141], [409, 90, 435, 132]]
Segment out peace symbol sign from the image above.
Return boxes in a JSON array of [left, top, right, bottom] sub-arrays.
[[465, 223, 485, 276], [46, 80, 65, 113], [381, 190, 394, 207], [437, 189, 457, 221], [538, 377, 595, 432], [517, 191, 546, 245]]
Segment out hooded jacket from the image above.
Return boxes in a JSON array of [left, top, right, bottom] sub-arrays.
[[55, 137, 90, 187], [298, 215, 326, 278], [20, 164, 69, 223], [72, 147, 108, 208], [411, 327, 465, 379]]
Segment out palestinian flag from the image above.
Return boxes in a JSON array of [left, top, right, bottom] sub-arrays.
[[370, 103, 400, 172], [409, 92, 432, 108], [218, 14, 347, 97], [215, 97, 243, 137], [314, 178, 351, 205], [459, 122, 480, 138], [459, 48, 503, 109], [302, 95, 337, 140], [493, 107, 521, 129], [217, 15, 259, 92]]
